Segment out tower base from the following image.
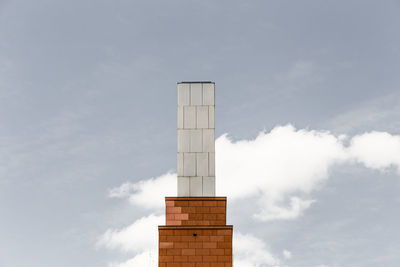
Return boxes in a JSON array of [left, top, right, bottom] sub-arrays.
[[158, 197, 233, 267]]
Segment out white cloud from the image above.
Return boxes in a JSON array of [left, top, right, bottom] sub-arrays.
[[349, 131, 400, 173], [283, 250, 292, 259], [234, 232, 282, 267], [108, 251, 157, 267], [109, 125, 400, 221], [97, 214, 164, 253], [109, 172, 176, 210], [216, 125, 348, 220], [101, 125, 400, 266]]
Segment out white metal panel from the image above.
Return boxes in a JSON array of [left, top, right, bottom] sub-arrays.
[[177, 129, 190, 152], [184, 106, 196, 129], [190, 83, 202, 105], [202, 129, 215, 152], [190, 177, 203, 196], [208, 106, 214, 129], [177, 153, 184, 176], [202, 83, 214, 105], [196, 106, 208, 129], [178, 83, 190, 106], [190, 129, 202, 152], [196, 153, 208, 177], [177, 177, 190, 196], [177, 106, 184, 129], [208, 152, 215, 176], [202, 177, 215, 196], [183, 153, 196, 176]]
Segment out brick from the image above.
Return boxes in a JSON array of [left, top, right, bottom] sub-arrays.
[[182, 264, 196, 267], [189, 201, 203, 206], [174, 242, 189, 249], [217, 242, 231, 249], [169, 236, 181, 242], [223, 236, 232, 242], [182, 249, 196, 256], [174, 256, 188, 262], [203, 242, 217, 249], [188, 256, 202, 262], [159, 255, 173, 262], [196, 207, 210, 213], [167, 249, 182, 256], [209, 207, 225, 214], [175, 214, 189, 220], [203, 256, 217, 262], [203, 230, 217, 235], [160, 242, 174, 249], [197, 235, 210, 242], [175, 201, 189, 207], [181, 236, 196, 242], [167, 220, 182, 225], [203, 201, 217, 207], [224, 249, 232, 255], [188, 242, 202, 249], [216, 201, 226, 207], [196, 249, 210, 256], [217, 230, 231, 236], [216, 214, 225, 220], [166, 201, 175, 207], [210, 264, 224, 267], [210, 236, 224, 242], [210, 249, 224, 256], [203, 214, 217, 220], [188, 213, 202, 220], [217, 256, 231, 262], [174, 230, 189, 236], [166, 207, 182, 214], [160, 249, 167, 256], [182, 207, 196, 213], [167, 263, 181, 267]]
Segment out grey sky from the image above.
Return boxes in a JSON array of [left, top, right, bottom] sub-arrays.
[[0, 0, 399, 266]]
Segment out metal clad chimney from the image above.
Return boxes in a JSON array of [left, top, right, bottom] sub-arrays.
[[177, 81, 215, 196]]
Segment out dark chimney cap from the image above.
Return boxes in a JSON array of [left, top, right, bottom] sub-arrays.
[[178, 81, 214, 84]]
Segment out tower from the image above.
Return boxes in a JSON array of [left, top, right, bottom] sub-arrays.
[[158, 82, 233, 267]]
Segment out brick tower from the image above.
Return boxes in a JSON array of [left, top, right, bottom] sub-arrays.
[[158, 82, 233, 267]]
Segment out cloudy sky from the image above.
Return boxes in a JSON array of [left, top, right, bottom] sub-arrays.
[[1, 0, 400, 266]]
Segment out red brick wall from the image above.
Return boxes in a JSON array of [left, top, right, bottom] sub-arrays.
[[165, 197, 226, 226], [159, 226, 232, 267], [159, 197, 233, 267]]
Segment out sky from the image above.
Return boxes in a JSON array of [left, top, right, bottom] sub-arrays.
[[0, 0, 399, 266]]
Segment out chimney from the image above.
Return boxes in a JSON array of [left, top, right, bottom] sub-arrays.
[[158, 81, 232, 267]]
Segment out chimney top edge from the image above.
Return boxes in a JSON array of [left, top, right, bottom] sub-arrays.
[[178, 81, 214, 84]]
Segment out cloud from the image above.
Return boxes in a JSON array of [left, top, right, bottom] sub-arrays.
[[283, 250, 292, 260], [108, 251, 157, 267], [109, 172, 176, 210], [101, 125, 400, 266], [234, 232, 282, 267], [97, 214, 164, 253], [109, 125, 400, 221], [349, 131, 400, 173], [216, 125, 348, 220]]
